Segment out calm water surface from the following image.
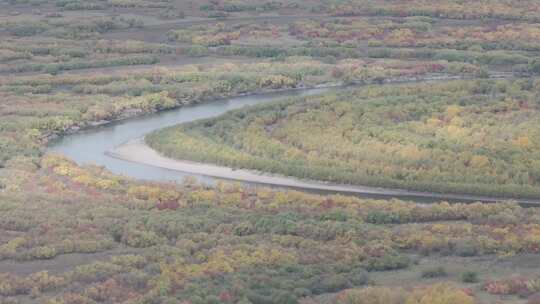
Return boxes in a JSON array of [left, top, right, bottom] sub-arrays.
[[48, 88, 328, 184]]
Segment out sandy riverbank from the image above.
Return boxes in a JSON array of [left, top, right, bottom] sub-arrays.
[[106, 138, 540, 204]]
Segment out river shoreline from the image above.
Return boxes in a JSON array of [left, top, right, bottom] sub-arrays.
[[44, 72, 511, 144], [107, 138, 540, 205], [49, 71, 536, 205]]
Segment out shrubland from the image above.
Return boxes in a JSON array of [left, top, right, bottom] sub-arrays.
[[1, 0, 540, 303], [0, 58, 473, 167], [148, 78, 540, 199], [168, 17, 540, 71], [1, 154, 539, 303], [320, 0, 540, 22]]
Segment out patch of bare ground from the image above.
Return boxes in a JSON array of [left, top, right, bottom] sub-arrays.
[[0, 246, 144, 276], [387, 254, 540, 303], [308, 254, 534, 304]]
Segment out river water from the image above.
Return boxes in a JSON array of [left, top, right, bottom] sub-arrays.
[[48, 87, 329, 185], [47, 83, 538, 205]]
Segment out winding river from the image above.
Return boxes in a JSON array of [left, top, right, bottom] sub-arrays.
[[48, 88, 327, 184], [47, 81, 540, 205]]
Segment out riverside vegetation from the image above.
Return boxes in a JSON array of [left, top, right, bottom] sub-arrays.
[[148, 79, 540, 199], [2, 154, 540, 303], [0, 57, 472, 167], [2, 0, 540, 303]]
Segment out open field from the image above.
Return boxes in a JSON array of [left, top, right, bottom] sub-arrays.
[[1, 0, 540, 303]]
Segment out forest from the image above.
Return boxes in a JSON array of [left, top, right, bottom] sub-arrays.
[[1, 0, 540, 303]]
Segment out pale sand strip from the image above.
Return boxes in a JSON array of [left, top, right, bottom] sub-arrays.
[[106, 138, 540, 204]]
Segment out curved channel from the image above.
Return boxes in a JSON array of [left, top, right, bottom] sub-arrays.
[[47, 87, 329, 184], [47, 80, 540, 205]]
